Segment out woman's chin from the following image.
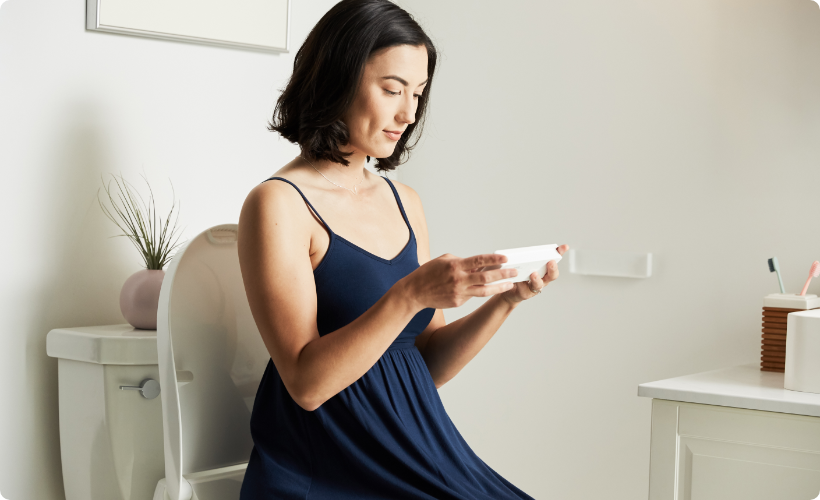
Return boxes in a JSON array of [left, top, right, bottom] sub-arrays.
[[372, 146, 398, 159], [356, 141, 397, 160]]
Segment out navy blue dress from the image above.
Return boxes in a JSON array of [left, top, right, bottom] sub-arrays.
[[240, 176, 534, 500]]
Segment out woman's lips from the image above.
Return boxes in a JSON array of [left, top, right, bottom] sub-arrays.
[[384, 130, 402, 141]]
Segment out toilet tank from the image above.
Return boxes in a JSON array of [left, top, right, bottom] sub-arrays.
[[46, 324, 165, 500]]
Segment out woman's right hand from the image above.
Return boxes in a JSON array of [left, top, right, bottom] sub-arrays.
[[400, 253, 518, 310]]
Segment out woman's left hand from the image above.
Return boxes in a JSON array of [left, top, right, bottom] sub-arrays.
[[502, 244, 569, 305]]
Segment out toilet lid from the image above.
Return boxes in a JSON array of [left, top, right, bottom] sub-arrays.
[[156, 224, 270, 500]]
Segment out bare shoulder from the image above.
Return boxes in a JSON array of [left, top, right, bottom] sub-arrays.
[[242, 173, 311, 220], [245, 173, 301, 206], [238, 175, 314, 248], [389, 178, 425, 219]]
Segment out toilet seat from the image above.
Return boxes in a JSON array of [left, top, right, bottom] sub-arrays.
[[154, 224, 270, 500]]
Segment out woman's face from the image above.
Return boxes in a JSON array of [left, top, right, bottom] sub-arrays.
[[343, 44, 429, 160]]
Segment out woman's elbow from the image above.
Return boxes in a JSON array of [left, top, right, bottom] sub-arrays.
[[278, 355, 324, 411], [287, 381, 325, 412], [295, 394, 322, 412], [431, 372, 452, 389]]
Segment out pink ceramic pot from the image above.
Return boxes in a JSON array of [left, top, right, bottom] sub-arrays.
[[120, 269, 165, 330]]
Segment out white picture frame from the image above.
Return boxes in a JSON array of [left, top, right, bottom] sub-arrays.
[[86, 0, 290, 53]]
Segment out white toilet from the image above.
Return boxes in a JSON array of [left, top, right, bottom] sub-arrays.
[[47, 223, 271, 500]]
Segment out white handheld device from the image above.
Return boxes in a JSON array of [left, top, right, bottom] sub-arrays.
[[480, 244, 563, 285]]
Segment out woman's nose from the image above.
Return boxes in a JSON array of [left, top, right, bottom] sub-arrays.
[[397, 95, 416, 125]]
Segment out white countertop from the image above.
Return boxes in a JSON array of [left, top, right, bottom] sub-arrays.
[[638, 363, 820, 418]]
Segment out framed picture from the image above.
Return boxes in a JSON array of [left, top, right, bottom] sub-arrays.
[[86, 0, 290, 53]]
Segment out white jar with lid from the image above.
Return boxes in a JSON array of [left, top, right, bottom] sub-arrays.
[[785, 307, 820, 394]]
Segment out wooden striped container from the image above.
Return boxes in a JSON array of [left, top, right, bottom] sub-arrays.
[[760, 294, 820, 373]]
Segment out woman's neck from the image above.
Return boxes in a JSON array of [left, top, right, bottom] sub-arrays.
[[302, 150, 370, 189]]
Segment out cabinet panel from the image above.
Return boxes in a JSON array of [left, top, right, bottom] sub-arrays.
[[648, 399, 820, 500], [681, 437, 820, 499]]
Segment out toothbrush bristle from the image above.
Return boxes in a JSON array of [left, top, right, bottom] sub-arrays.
[[768, 258, 775, 272], [811, 261, 820, 278]]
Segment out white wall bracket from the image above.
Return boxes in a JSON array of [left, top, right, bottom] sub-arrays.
[[568, 249, 652, 279]]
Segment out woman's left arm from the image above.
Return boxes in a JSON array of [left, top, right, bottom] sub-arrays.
[[397, 182, 566, 388]]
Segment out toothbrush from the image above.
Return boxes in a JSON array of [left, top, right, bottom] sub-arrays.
[[768, 257, 786, 294], [799, 261, 820, 296]]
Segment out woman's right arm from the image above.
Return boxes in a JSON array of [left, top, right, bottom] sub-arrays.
[[237, 181, 514, 411]]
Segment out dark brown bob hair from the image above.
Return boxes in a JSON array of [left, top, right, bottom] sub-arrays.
[[268, 0, 437, 173]]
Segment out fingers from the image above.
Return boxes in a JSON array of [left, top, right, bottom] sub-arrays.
[[457, 254, 513, 286], [464, 265, 517, 286], [542, 260, 560, 284], [466, 280, 515, 297], [456, 249, 567, 300], [545, 245, 567, 282], [460, 253, 507, 271], [520, 255, 564, 301], [528, 270, 545, 293]]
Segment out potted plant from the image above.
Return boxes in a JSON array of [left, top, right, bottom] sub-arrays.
[[98, 172, 185, 330]]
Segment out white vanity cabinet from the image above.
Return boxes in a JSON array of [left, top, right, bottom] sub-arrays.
[[638, 364, 820, 500]]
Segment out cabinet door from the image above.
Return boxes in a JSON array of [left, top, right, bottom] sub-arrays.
[[648, 399, 820, 500]]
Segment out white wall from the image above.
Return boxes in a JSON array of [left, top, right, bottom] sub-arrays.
[[3, 0, 820, 499], [396, 0, 820, 498], [0, 0, 344, 498]]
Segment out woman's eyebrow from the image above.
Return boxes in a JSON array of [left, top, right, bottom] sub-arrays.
[[382, 75, 429, 87]]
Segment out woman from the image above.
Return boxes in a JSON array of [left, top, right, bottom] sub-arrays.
[[237, 1, 568, 498]]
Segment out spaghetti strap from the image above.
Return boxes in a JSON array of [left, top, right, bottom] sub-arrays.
[[380, 176, 413, 236], [262, 176, 332, 233]]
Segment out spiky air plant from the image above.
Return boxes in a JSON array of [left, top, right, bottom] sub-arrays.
[[97, 172, 186, 270]]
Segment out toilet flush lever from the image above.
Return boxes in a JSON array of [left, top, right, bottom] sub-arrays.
[[120, 378, 161, 399]]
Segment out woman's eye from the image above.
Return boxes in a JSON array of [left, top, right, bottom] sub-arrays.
[[384, 89, 421, 99]]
